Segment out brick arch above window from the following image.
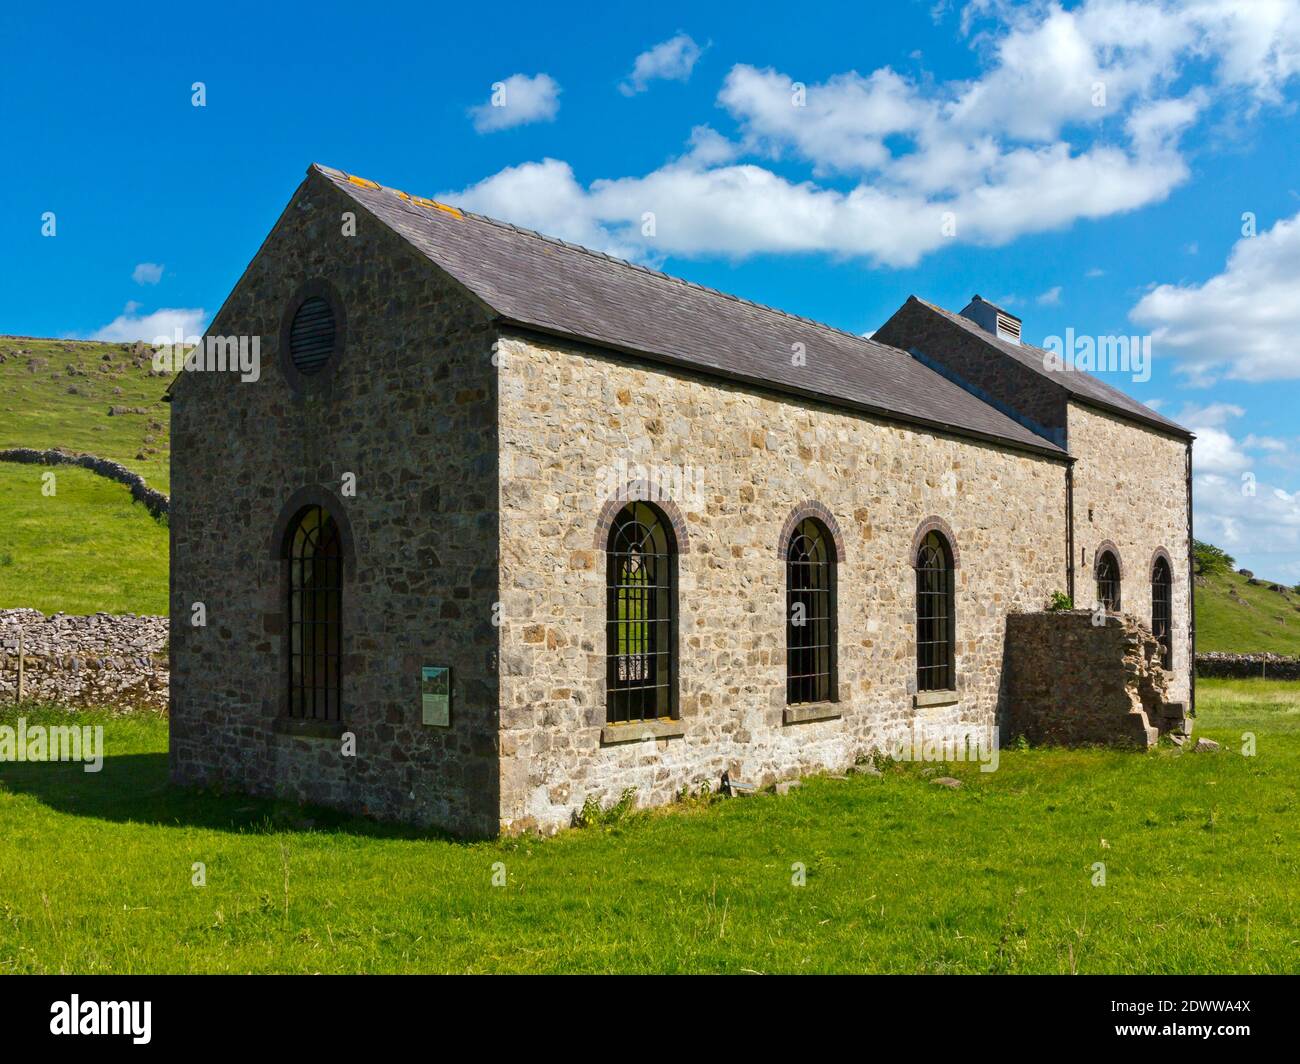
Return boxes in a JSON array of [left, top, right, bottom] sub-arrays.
[[593, 484, 691, 554], [1150, 546, 1175, 581], [1095, 540, 1124, 579], [268, 485, 358, 574], [911, 515, 960, 568], [777, 501, 846, 562]]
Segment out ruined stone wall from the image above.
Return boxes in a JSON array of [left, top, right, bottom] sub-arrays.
[[495, 333, 1070, 833], [1067, 402, 1191, 704], [1004, 610, 1186, 748], [169, 171, 500, 836], [0, 609, 167, 709]]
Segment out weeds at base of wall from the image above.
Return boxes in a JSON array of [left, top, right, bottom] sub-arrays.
[[573, 786, 640, 829]]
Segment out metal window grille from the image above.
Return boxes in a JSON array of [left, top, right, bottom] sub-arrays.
[[1151, 557, 1172, 669], [287, 506, 342, 720], [786, 518, 836, 704], [916, 531, 954, 692], [605, 502, 675, 724], [1096, 551, 1122, 613]]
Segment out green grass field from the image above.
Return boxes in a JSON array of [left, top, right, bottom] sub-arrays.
[[0, 463, 168, 615], [0, 678, 1295, 974]]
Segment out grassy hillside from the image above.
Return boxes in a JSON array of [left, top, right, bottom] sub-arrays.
[[1195, 567, 1300, 656], [0, 463, 168, 615], [0, 678, 1294, 973], [0, 336, 170, 615], [0, 336, 170, 492]]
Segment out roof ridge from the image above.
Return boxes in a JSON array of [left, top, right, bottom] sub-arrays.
[[319, 163, 886, 353]]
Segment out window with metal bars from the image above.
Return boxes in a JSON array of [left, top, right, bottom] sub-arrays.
[[1096, 550, 1122, 613], [916, 531, 954, 692], [1151, 556, 1172, 669], [786, 518, 836, 704], [605, 501, 676, 724], [287, 506, 342, 721]]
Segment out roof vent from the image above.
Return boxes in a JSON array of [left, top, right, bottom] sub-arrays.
[[289, 296, 337, 374], [960, 294, 1022, 346]]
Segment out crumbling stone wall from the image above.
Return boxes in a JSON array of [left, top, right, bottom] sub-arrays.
[[0, 609, 168, 709], [1005, 610, 1189, 749]]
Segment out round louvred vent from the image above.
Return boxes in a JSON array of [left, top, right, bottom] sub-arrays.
[[288, 296, 337, 375]]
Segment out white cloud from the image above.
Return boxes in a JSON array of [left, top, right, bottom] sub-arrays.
[[132, 262, 164, 285], [445, 1, 1300, 266], [1194, 471, 1300, 575], [88, 305, 208, 344], [469, 74, 561, 133], [620, 34, 703, 95], [1130, 209, 1300, 383], [1086, 267, 1106, 278], [1036, 285, 1063, 305]]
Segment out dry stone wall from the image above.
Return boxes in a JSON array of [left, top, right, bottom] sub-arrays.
[[0, 609, 168, 709], [0, 448, 168, 518]]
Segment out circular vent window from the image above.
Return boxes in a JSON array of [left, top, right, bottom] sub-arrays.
[[288, 296, 337, 375]]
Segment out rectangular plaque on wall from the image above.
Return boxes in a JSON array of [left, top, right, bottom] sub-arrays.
[[421, 666, 451, 727]]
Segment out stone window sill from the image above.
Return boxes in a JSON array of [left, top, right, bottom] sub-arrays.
[[600, 719, 685, 745], [273, 716, 348, 739], [914, 689, 959, 708], [783, 703, 842, 724]]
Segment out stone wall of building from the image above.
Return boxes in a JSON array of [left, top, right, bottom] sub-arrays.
[[0, 609, 167, 709], [874, 299, 1069, 445], [1004, 610, 1189, 748], [168, 171, 501, 836], [1067, 402, 1191, 704], [494, 332, 1072, 833]]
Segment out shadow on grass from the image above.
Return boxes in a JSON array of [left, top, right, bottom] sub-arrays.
[[0, 750, 467, 844]]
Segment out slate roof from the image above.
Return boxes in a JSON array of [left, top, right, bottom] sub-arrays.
[[908, 297, 1191, 439], [313, 164, 1067, 459]]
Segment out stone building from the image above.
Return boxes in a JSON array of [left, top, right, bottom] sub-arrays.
[[168, 164, 1194, 836]]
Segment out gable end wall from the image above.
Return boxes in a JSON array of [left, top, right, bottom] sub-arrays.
[[169, 172, 502, 836]]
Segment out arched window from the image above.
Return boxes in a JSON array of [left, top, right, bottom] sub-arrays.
[[916, 531, 955, 691], [1151, 556, 1173, 669], [1096, 550, 1122, 613], [606, 501, 676, 724], [786, 518, 837, 705], [286, 505, 343, 720]]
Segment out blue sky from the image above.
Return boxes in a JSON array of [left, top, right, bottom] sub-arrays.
[[4, 0, 1300, 577]]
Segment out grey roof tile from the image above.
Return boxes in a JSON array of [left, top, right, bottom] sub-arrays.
[[314, 164, 1068, 458]]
